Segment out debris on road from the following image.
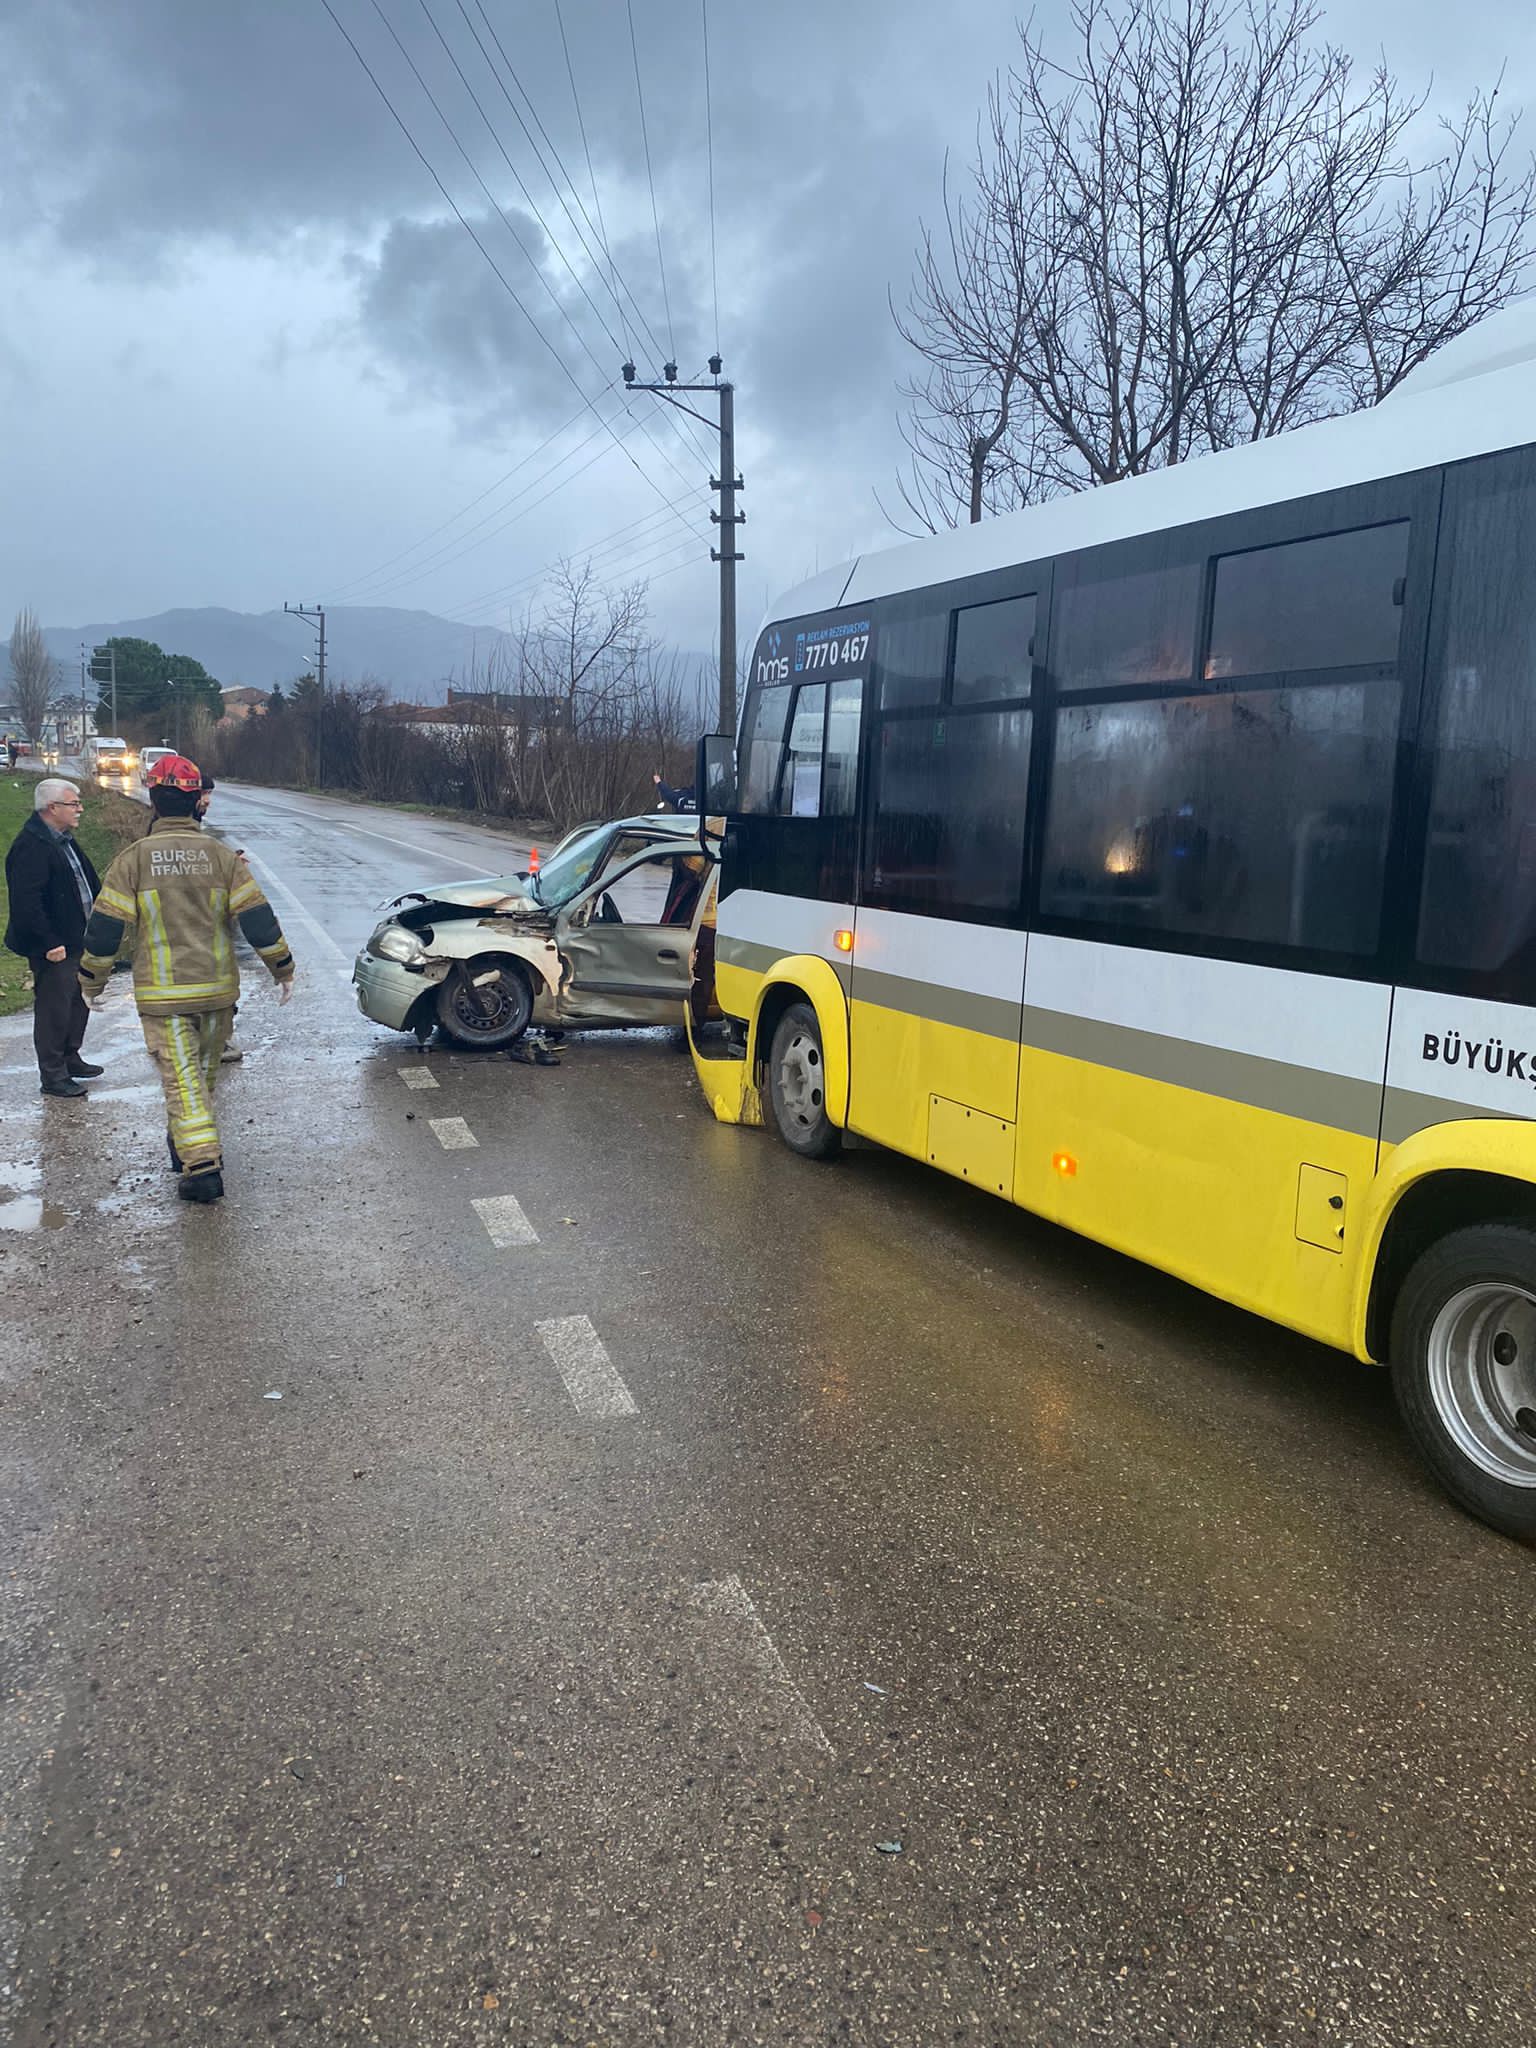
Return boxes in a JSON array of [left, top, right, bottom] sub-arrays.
[[875, 1839, 904, 1855]]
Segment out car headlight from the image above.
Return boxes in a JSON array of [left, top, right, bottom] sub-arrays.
[[372, 924, 427, 965]]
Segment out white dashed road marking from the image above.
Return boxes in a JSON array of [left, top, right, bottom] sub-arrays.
[[235, 848, 347, 965], [689, 1575, 834, 1755], [535, 1315, 637, 1418], [472, 1194, 539, 1247], [428, 1116, 477, 1150], [399, 1067, 440, 1090]]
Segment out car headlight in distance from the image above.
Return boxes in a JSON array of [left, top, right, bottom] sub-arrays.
[[372, 924, 427, 965]]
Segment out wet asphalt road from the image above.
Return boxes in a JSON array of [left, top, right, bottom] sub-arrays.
[[1, 781, 1533, 2047]]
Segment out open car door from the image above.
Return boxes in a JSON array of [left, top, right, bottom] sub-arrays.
[[556, 844, 713, 1026]]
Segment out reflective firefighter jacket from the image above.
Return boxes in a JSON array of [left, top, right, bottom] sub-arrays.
[[79, 817, 294, 1014]]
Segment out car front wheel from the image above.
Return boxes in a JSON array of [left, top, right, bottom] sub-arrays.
[[1390, 1222, 1536, 1540], [435, 958, 533, 1050], [766, 1003, 841, 1160]]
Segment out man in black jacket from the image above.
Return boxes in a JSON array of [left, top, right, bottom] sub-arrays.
[[3, 779, 104, 1098]]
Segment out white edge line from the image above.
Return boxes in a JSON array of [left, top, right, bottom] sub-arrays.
[[689, 1573, 834, 1755], [236, 847, 347, 965]]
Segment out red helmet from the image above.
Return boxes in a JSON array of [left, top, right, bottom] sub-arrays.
[[145, 753, 203, 793]]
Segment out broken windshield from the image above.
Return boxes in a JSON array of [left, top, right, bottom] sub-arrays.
[[530, 824, 610, 908]]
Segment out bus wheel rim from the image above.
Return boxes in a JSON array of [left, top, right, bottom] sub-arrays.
[[778, 1031, 823, 1128], [1426, 1283, 1536, 1487]]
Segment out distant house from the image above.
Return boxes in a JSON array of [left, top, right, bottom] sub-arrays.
[[220, 686, 268, 722], [444, 687, 569, 737]]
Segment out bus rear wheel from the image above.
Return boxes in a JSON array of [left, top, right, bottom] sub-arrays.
[[1390, 1223, 1536, 1540], [766, 1003, 841, 1161]]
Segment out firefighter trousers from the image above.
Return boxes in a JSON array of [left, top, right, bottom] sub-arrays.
[[142, 1011, 233, 1171]]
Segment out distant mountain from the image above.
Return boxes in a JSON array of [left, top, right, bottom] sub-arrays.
[[41, 605, 522, 703]]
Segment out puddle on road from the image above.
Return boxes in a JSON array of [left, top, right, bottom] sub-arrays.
[[0, 1159, 41, 1194], [0, 1195, 70, 1232]]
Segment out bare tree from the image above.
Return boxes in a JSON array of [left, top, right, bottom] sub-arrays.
[[8, 608, 58, 744], [514, 562, 684, 827], [891, 0, 1536, 529]]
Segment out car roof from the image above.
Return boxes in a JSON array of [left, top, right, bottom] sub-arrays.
[[606, 812, 699, 837]]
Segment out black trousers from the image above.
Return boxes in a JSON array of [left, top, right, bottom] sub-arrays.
[[31, 952, 89, 1085]]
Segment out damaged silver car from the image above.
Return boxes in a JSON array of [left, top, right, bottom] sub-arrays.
[[352, 812, 715, 1049]]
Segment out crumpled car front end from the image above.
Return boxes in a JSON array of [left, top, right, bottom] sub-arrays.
[[352, 877, 560, 1038]]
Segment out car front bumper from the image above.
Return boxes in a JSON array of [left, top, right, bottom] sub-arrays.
[[353, 948, 441, 1031]]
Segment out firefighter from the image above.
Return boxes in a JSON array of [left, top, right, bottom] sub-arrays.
[[78, 753, 295, 1204]]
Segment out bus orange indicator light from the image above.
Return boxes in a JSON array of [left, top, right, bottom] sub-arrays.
[[833, 929, 854, 953], [1052, 1150, 1078, 1178]]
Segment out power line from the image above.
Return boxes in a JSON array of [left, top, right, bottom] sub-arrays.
[[377, 411, 709, 610], [553, 0, 631, 357], [414, 0, 623, 361], [339, 397, 706, 607], [462, 0, 714, 471], [413, 0, 710, 488], [701, 0, 720, 357], [442, 468, 712, 618], [318, 0, 685, 521], [368, 0, 696, 509], [325, 397, 593, 599], [450, 495, 707, 620], [334, 409, 625, 604], [627, 0, 676, 363]]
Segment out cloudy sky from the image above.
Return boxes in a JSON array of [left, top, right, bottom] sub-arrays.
[[1, 0, 1530, 666]]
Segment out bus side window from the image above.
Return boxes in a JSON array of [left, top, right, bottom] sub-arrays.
[[778, 685, 827, 816], [822, 679, 862, 815], [738, 683, 792, 814], [1416, 450, 1536, 995], [1042, 683, 1400, 955]]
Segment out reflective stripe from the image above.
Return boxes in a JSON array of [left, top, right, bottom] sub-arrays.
[[229, 878, 262, 912], [209, 891, 232, 985], [142, 891, 173, 990], [96, 885, 136, 920]]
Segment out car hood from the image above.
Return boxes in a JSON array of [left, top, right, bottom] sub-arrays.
[[385, 874, 534, 915]]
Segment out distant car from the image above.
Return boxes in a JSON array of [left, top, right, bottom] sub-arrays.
[[353, 812, 716, 1048], [140, 746, 176, 780]]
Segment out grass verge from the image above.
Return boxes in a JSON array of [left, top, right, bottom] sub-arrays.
[[0, 778, 147, 1017]]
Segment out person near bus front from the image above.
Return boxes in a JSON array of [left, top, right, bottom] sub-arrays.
[[651, 770, 696, 812], [3, 777, 103, 1098], [78, 754, 296, 1204]]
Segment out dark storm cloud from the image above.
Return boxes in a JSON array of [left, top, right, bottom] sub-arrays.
[[0, 0, 411, 251], [353, 207, 595, 430]]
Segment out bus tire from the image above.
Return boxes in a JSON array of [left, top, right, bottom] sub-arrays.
[[1389, 1223, 1536, 1540], [765, 1003, 841, 1161]]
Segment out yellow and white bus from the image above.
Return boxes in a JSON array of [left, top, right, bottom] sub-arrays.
[[690, 311, 1536, 1538]]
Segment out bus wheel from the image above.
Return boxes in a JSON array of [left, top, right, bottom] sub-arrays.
[[1390, 1224, 1536, 1539], [766, 1003, 841, 1161]]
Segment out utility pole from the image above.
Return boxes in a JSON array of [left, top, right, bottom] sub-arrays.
[[621, 355, 743, 734], [88, 644, 117, 737], [283, 603, 327, 786]]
